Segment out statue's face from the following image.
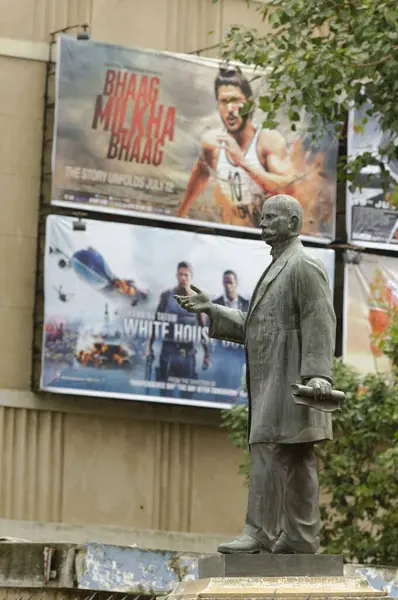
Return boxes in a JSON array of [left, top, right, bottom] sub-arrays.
[[259, 201, 292, 243]]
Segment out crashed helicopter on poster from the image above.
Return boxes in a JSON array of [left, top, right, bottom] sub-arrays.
[[49, 245, 150, 307]]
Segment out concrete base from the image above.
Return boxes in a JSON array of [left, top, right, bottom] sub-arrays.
[[0, 541, 198, 596], [164, 576, 388, 600], [0, 591, 131, 600], [198, 554, 344, 578]]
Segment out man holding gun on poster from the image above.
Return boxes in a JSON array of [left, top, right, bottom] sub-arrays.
[[146, 261, 210, 396], [213, 270, 249, 392]]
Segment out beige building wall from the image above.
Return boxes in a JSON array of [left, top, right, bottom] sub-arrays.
[[0, 0, 270, 543]]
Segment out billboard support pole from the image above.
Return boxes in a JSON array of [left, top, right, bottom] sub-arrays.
[[30, 25, 92, 392]]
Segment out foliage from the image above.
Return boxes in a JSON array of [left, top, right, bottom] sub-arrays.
[[377, 308, 398, 370], [319, 359, 398, 565], [213, 0, 398, 194], [221, 356, 398, 565], [221, 404, 250, 481]]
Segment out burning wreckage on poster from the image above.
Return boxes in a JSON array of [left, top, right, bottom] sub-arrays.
[[52, 36, 338, 241]]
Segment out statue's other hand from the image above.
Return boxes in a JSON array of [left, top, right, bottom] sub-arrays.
[[174, 284, 211, 314], [307, 377, 332, 402]]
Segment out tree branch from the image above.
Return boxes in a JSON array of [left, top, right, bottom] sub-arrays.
[[355, 48, 398, 68], [188, 43, 220, 55]]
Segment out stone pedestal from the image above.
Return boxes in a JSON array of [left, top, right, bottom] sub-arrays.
[[198, 554, 344, 578], [162, 555, 389, 600], [164, 575, 387, 600]]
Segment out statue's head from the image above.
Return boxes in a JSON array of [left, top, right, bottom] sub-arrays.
[[260, 194, 303, 245]]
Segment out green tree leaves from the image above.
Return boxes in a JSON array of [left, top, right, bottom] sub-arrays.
[[219, 0, 398, 189], [319, 359, 398, 564], [220, 404, 250, 481]]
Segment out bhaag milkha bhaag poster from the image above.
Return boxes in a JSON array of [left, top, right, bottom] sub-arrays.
[[52, 36, 338, 242], [40, 216, 336, 408]]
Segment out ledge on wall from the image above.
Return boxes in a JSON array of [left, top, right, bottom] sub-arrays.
[[0, 389, 222, 427], [0, 517, 225, 553], [0, 37, 52, 62]]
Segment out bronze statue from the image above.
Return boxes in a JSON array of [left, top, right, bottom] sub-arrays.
[[174, 194, 336, 555]]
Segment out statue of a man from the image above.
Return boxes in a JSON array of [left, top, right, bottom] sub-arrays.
[[174, 194, 336, 555]]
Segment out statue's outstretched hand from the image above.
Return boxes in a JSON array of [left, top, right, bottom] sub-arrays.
[[174, 285, 211, 314]]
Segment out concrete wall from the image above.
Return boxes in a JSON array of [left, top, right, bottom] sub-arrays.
[[0, 0, 266, 50], [0, 541, 397, 597], [0, 0, 270, 541]]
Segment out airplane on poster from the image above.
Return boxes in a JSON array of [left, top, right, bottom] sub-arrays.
[[49, 245, 149, 307]]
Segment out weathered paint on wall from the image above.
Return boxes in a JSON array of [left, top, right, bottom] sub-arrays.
[[346, 565, 398, 599], [76, 544, 199, 594], [75, 545, 398, 597], [74, 544, 398, 598]]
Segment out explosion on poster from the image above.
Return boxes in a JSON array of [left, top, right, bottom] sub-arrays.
[[91, 69, 176, 165]]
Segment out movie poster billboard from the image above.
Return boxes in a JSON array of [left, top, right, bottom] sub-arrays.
[[52, 35, 337, 243], [347, 104, 398, 250], [41, 216, 335, 408], [343, 253, 398, 375]]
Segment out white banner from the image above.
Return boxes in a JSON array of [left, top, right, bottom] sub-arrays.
[[41, 216, 335, 408], [343, 253, 398, 374], [347, 104, 398, 250]]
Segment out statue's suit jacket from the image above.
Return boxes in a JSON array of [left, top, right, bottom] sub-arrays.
[[209, 238, 336, 445]]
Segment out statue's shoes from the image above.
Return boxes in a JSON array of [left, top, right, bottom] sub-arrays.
[[218, 533, 270, 554], [272, 537, 295, 554], [272, 532, 318, 554]]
